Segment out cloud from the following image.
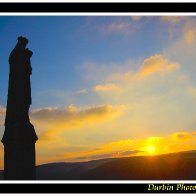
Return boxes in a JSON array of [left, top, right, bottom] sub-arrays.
[[82, 16, 150, 38], [93, 83, 120, 92], [91, 54, 181, 98], [184, 28, 196, 44], [147, 137, 163, 142], [37, 129, 196, 165], [31, 104, 126, 130], [111, 54, 179, 81], [107, 21, 131, 33], [77, 59, 134, 84], [76, 89, 88, 94], [181, 19, 196, 45], [75, 149, 141, 160], [121, 150, 143, 155], [172, 132, 192, 142], [90, 54, 180, 95], [98, 18, 143, 35], [136, 54, 180, 79], [163, 18, 196, 46], [96, 139, 135, 154]]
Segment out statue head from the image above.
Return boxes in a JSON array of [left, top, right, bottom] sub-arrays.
[[17, 36, 28, 48]]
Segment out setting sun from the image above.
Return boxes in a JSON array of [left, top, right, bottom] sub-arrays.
[[147, 146, 156, 155]]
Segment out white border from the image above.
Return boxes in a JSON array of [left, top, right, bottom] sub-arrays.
[[0, 180, 196, 184], [0, 13, 196, 16]]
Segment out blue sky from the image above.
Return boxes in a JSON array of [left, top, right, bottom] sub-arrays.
[[1, 16, 196, 167], [0, 16, 169, 107]]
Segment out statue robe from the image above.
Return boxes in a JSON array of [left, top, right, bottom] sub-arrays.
[[5, 45, 32, 127]]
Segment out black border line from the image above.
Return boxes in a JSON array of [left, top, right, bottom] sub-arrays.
[[0, 183, 195, 193], [0, 2, 196, 194], [0, 2, 195, 12]]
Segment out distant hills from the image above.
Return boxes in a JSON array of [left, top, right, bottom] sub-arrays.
[[0, 150, 196, 180], [36, 158, 113, 180]]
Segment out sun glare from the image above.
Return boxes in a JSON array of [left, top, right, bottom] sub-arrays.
[[147, 145, 156, 155]]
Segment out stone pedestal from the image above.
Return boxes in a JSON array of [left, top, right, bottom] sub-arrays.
[[2, 123, 38, 180]]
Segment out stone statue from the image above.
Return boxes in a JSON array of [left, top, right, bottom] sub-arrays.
[[2, 36, 38, 180]]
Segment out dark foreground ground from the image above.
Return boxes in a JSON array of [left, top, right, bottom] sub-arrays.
[[0, 150, 196, 180]]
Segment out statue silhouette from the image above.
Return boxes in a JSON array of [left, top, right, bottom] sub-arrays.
[[2, 36, 38, 180]]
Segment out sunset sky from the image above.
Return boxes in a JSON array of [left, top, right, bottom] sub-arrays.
[[1, 15, 196, 168]]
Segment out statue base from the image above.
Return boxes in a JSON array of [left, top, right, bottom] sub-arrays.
[[2, 122, 38, 180]]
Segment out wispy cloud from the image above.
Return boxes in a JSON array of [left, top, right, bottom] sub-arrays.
[[91, 54, 180, 97], [76, 89, 88, 94], [183, 21, 196, 45], [97, 17, 144, 36], [106, 21, 131, 33], [93, 83, 120, 92], [89, 54, 180, 85], [184, 28, 196, 44], [75, 150, 142, 160]]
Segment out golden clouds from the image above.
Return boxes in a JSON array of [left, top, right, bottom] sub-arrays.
[[30, 103, 127, 161], [139, 131, 196, 156], [94, 83, 120, 92], [35, 129, 196, 165], [31, 104, 126, 129], [93, 54, 180, 94], [172, 131, 192, 142], [137, 54, 180, 78], [71, 130, 196, 162], [72, 138, 139, 161]]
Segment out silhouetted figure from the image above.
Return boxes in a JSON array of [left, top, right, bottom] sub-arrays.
[[2, 36, 38, 180]]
